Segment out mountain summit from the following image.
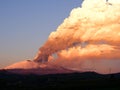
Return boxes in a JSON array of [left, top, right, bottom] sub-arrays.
[[4, 60, 74, 75]]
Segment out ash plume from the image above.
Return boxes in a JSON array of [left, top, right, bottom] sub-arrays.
[[33, 0, 120, 68]]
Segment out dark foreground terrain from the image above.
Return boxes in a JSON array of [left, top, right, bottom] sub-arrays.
[[0, 70, 120, 90]]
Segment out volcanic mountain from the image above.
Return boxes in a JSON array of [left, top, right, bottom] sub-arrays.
[[2, 0, 120, 75], [4, 60, 74, 75]]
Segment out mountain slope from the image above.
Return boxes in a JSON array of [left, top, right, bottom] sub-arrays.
[[4, 60, 74, 75], [0, 70, 120, 89]]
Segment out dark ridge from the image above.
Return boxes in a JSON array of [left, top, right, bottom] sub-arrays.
[[0, 69, 120, 90]]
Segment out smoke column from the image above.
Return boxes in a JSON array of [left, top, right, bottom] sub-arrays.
[[34, 0, 120, 64]]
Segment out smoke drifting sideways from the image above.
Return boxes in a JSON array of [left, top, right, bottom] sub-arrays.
[[33, 0, 120, 74]]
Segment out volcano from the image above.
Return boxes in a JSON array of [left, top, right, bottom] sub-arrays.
[[2, 0, 120, 75], [4, 60, 74, 75]]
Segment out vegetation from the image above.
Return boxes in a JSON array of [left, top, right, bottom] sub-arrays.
[[0, 70, 120, 90]]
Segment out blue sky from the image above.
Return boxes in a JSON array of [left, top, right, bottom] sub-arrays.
[[0, 0, 82, 68]]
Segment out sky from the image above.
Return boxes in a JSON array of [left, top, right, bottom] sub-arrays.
[[0, 0, 83, 68]]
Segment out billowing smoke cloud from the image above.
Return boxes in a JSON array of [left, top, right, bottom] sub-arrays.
[[33, 0, 120, 74]]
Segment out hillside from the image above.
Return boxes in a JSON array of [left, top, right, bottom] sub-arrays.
[[0, 70, 120, 90]]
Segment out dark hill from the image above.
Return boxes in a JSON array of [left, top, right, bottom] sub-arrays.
[[0, 69, 120, 90]]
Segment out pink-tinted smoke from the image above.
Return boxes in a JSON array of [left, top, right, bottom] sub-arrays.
[[33, 0, 120, 74]]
